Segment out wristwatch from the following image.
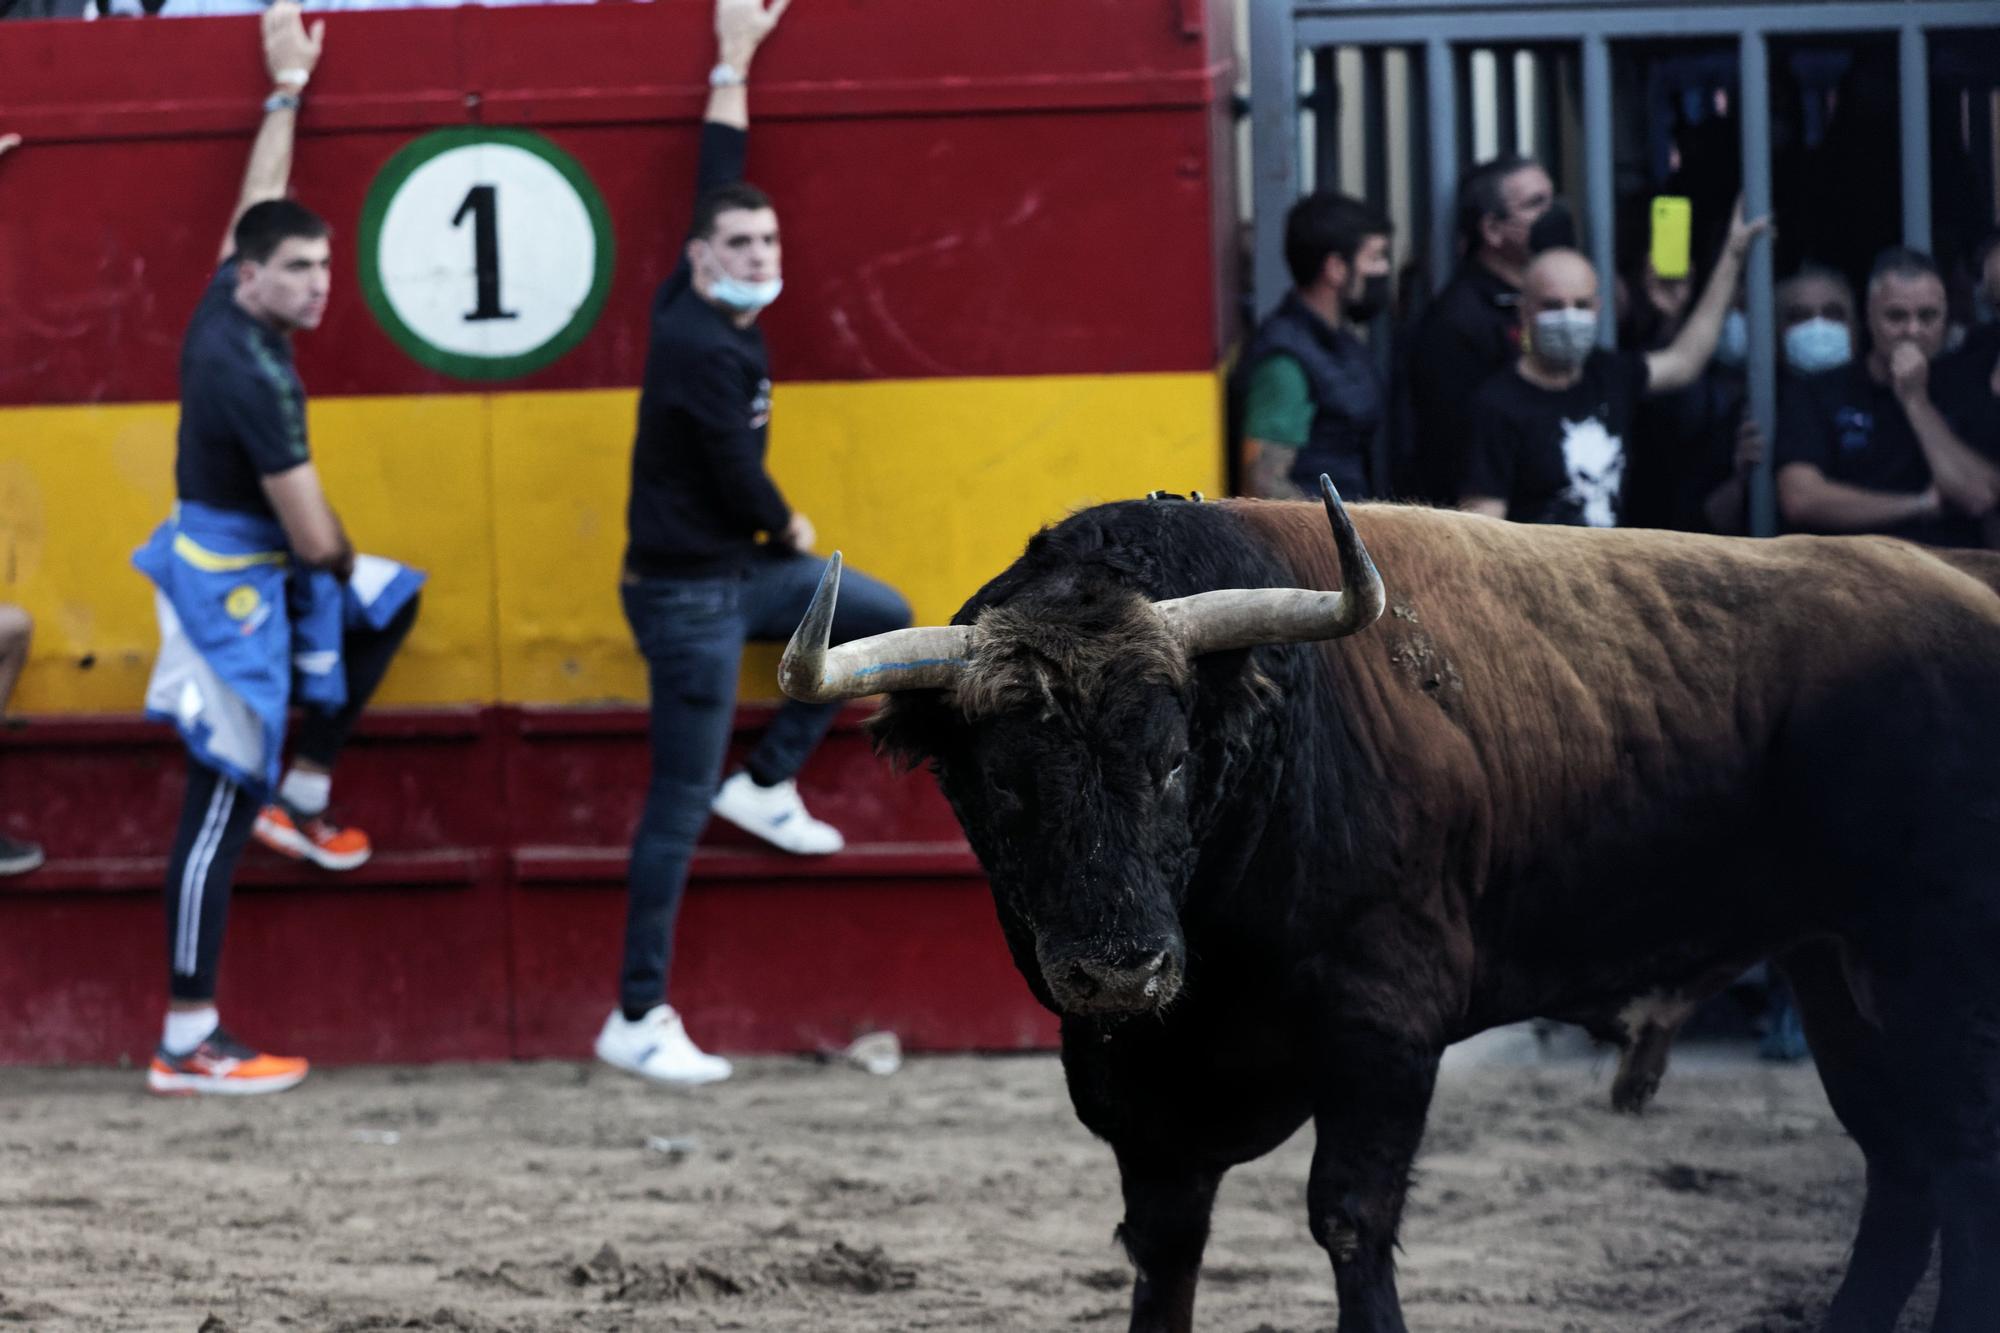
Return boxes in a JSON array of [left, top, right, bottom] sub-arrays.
[[708, 62, 746, 89], [263, 90, 302, 114]]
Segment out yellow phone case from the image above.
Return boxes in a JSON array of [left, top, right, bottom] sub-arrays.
[[1651, 196, 1693, 280]]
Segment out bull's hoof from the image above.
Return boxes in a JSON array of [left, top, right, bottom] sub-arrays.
[[1610, 1070, 1660, 1114]]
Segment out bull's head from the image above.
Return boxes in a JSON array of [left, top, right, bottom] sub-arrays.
[[779, 478, 1384, 1019]]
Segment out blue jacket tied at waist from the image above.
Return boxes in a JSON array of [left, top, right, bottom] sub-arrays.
[[133, 502, 425, 795]]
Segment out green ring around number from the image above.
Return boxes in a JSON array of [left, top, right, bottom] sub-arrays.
[[357, 126, 616, 381]]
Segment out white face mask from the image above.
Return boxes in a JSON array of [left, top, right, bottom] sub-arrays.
[[1531, 309, 1598, 369], [709, 274, 783, 314], [1783, 317, 1852, 375]]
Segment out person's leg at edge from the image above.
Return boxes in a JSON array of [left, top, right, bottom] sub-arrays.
[[710, 550, 912, 852], [597, 577, 743, 1087], [0, 604, 42, 875], [150, 756, 307, 1095], [255, 594, 421, 871]]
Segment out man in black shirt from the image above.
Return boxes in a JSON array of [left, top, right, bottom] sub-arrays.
[[1404, 155, 1567, 505], [1776, 248, 1998, 548], [135, 3, 422, 1096], [600, 0, 912, 1087], [1460, 206, 1767, 528]]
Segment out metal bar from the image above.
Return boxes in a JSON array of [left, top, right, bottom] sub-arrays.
[[1425, 36, 1460, 292], [1741, 27, 1778, 539], [1249, 0, 1298, 321], [1408, 46, 1436, 297], [1582, 32, 1616, 347], [1496, 45, 1520, 155], [1363, 45, 1390, 203], [1299, 4, 1999, 47], [1899, 25, 1932, 252], [1312, 46, 1342, 195]]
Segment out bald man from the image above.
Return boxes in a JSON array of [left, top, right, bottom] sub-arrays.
[[1459, 208, 1767, 527]]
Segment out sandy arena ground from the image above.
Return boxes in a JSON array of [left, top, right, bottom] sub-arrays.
[[0, 1035, 1934, 1332]]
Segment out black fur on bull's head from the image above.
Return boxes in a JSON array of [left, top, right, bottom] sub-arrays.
[[778, 481, 1383, 1019]]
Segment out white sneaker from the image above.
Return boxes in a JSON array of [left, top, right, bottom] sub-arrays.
[[710, 772, 845, 855], [595, 1006, 732, 1087]]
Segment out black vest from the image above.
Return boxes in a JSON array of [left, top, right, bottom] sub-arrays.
[[1231, 292, 1384, 500]]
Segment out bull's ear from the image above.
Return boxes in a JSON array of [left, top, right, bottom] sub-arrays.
[[867, 690, 963, 773]]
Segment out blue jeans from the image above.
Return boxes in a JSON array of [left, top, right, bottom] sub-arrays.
[[617, 548, 912, 1015]]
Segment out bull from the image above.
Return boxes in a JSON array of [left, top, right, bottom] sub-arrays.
[[780, 480, 2000, 1333]]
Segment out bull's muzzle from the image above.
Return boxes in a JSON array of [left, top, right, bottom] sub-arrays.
[[1040, 944, 1185, 1016]]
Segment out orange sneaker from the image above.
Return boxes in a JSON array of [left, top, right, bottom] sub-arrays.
[[253, 803, 372, 871], [147, 1029, 308, 1096]]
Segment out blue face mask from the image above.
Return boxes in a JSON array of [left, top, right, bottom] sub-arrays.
[[1714, 309, 1749, 369], [1783, 318, 1852, 375], [709, 275, 783, 314]]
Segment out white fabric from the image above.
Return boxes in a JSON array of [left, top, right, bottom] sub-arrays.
[[279, 767, 331, 817], [162, 1006, 220, 1057], [710, 773, 845, 855], [595, 1006, 731, 1086], [147, 592, 267, 788]]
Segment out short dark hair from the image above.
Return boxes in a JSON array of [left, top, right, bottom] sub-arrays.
[[1867, 245, 1941, 292], [1455, 153, 1539, 253], [233, 199, 330, 264], [690, 181, 776, 241], [1283, 191, 1392, 289]]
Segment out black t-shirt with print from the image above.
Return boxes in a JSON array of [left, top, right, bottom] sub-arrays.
[[175, 261, 311, 520], [1773, 361, 1984, 547], [1461, 348, 1650, 527], [623, 122, 792, 579]]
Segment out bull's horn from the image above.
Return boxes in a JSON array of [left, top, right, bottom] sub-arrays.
[[778, 552, 974, 703], [1152, 475, 1385, 657]]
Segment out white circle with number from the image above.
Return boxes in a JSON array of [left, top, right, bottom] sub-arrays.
[[360, 129, 615, 379]]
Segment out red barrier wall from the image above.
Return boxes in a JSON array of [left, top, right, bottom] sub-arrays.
[[0, 706, 1058, 1065]]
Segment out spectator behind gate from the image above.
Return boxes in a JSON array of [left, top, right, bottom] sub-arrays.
[[1933, 236, 2000, 545], [1233, 192, 1393, 501], [596, 0, 913, 1090], [1619, 256, 1759, 536], [1404, 155, 1574, 505], [1458, 205, 1768, 528], [1775, 247, 1998, 547]]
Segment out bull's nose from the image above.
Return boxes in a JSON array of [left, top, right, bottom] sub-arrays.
[[1058, 950, 1177, 1013]]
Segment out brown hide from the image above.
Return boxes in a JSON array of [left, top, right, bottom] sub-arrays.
[[1225, 501, 2000, 1039]]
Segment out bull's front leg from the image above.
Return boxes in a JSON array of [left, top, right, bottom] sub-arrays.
[[1112, 1147, 1224, 1333], [1306, 1025, 1442, 1333]]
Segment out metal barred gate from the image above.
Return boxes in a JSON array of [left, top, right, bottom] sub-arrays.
[[1246, 0, 2000, 535]]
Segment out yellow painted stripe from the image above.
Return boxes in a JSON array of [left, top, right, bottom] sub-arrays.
[[170, 533, 286, 573], [0, 372, 1222, 713]]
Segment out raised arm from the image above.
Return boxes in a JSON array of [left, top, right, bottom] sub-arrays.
[[1645, 204, 1771, 395], [220, 3, 324, 262], [703, 0, 792, 133]]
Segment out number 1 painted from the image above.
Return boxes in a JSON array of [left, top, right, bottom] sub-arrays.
[[452, 184, 518, 323]]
